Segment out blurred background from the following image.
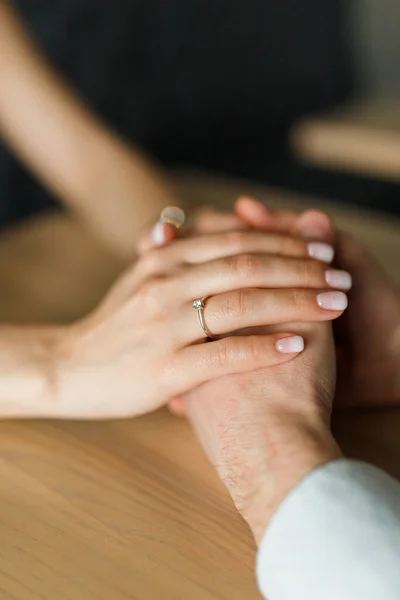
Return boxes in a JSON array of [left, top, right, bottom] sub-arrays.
[[1, 0, 400, 227], [352, 0, 399, 98]]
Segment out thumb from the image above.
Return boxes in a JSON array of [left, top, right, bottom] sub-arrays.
[[137, 206, 186, 253]]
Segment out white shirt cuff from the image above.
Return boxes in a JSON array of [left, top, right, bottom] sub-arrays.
[[256, 459, 400, 600]]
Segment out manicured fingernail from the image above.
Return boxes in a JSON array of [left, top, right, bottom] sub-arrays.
[[276, 336, 304, 354], [160, 206, 186, 228], [325, 270, 352, 290], [151, 221, 165, 245], [307, 242, 334, 263], [317, 291, 348, 311]]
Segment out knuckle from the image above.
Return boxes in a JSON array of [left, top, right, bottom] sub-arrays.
[[215, 340, 230, 366], [212, 337, 243, 368], [290, 289, 307, 313], [138, 249, 162, 277], [217, 336, 269, 367], [224, 253, 260, 278], [224, 231, 246, 252], [299, 259, 320, 286], [220, 289, 249, 320], [137, 277, 169, 317], [281, 236, 306, 257], [247, 336, 266, 363]]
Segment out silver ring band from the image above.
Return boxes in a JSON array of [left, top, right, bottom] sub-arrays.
[[192, 297, 215, 340]]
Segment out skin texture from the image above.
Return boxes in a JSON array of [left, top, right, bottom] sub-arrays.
[[0, 226, 347, 419], [236, 198, 400, 407], [163, 198, 400, 411], [138, 202, 342, 543], [145, 198, 399, 544], [185, 320, 342, 543], [56, 228, 347, 419]]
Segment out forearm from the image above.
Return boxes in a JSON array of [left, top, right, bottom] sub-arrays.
[[0, 323, 61, 418], [186, 392, 342, 544], [0, 3, 175, 249], [245, 418, 342, 544]]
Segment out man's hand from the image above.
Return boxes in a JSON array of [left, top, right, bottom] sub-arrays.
[[184, 321, 342, 543], [334, 233, 400, 407]]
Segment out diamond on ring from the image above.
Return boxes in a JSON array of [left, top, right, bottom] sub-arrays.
[[192, 297, 215, 339], [193, 298, 205, 310]]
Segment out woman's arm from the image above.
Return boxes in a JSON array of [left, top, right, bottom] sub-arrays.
[[0, 2, 176, 257], [0, 324, 62, 417]]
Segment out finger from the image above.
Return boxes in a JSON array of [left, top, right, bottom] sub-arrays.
[[172, 333, 305, 394], [174, 254, 351, 302], [177, 288, 348, 345], [137, 230, 335, 282], [235, 197, 334, 241], [294, 210, 335, 242], [235, 196, 299, 231], [168, 397, 187, 417], [189, 208, 247, 234], [137, 208, 246, 254], [137, 222, 179, 253], [137, 206, 186, 253]]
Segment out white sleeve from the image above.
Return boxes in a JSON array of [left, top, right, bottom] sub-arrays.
[[256, 459, 400, 600]]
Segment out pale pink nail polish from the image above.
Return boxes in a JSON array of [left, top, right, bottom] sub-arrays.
[[317, 291, 348, 311], [151, 221, 165, 246], [307, 242, 334, 263], [160, 206, 186, 228], [276, 336, 304, 354], [325, 270, 352, 290]]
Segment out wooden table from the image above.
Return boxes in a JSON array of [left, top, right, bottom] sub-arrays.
[[291, 98, 400, 182], [0, 171, 400, 599]]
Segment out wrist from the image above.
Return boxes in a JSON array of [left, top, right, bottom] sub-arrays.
[[244, 419, 342, 544], [0, 324, 66, 418]]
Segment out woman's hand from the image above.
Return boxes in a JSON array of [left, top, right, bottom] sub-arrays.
[[52, 228, 349, 419], [233, 197, 400, 407]]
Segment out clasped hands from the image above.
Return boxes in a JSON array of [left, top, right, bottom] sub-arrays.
[[51, 197, 400, 544]]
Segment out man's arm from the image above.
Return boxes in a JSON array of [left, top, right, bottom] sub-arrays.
[[185, 319, 400, 600], [0, 2, 176, 257]]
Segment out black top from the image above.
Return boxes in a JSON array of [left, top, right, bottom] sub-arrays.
[[1, 1, 356, 225]]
